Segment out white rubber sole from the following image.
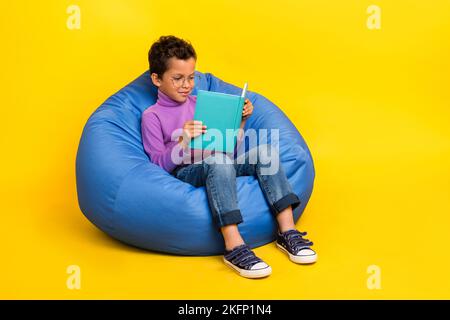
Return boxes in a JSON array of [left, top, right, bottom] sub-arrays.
[[223, 257, 272, 279], [276, 243, 318, 264]]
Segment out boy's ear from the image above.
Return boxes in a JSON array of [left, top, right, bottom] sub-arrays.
[[150, 73, 161, 87]]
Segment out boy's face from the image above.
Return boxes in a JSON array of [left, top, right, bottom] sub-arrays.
[[151, 57, 196, 103]]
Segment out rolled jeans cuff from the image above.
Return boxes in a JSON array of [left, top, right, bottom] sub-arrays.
[[214, 209, 243, 229], [273, 192, 301, 215]]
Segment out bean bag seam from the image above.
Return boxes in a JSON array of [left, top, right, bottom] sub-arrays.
[[111, 161, 148, 230]]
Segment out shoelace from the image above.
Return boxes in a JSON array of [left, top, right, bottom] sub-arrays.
[[225, 245, 262, 270], [283, 230, 314, 254]]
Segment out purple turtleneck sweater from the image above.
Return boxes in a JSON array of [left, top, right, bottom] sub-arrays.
[[141, 89, 246, 173]]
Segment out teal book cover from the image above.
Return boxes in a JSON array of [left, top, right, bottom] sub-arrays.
[[190, 89, 246, 153]]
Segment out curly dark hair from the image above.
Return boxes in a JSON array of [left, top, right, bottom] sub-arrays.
[[148, 35, 197, 78]]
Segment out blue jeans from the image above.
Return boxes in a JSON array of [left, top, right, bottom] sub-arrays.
[[171, 144, 301, 229]]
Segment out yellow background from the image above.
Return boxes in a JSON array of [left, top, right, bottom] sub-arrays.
[[1, 0, 450, 299]]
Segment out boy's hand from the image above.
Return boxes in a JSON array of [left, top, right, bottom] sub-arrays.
[[242, 98, 253, 120], [178, 120, 207, 148]]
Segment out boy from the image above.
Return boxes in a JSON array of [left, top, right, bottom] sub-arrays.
[[141, 35, 317, 279]]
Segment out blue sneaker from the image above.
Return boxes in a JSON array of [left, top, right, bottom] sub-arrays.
[[276, 229, 317, 264], [223, 244, 272, 279]]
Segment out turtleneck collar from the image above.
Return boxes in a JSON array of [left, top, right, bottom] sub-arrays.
[[157, 89, 188, 107]]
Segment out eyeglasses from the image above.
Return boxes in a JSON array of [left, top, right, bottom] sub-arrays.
[[170, 75, 197, 88]]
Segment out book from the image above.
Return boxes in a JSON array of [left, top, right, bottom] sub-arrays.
[[189, 83, 248, 153]]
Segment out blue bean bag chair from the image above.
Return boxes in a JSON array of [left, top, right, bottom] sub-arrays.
[[76, 70, 315, 256]]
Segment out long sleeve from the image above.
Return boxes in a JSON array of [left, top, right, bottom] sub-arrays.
[[141, 112, 184, 173]]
